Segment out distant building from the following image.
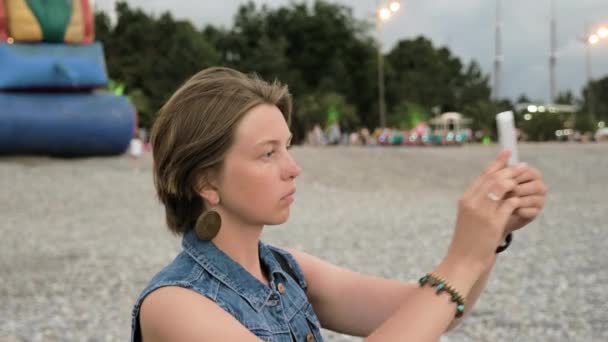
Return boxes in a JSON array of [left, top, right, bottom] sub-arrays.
[[429, 112, 472, 133]]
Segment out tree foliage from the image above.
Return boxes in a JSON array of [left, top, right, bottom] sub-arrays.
[[95, 0, 597, 142]]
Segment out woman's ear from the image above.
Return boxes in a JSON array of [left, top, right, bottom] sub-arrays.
[[194, 173, 220, 206]]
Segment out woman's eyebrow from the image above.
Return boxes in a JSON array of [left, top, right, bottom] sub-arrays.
[[255, 134, 293, 146]]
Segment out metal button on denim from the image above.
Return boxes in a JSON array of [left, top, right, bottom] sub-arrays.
[[306, 332, 315, 342], [277, 283, 286, 294], [267, 294, 280, 306]]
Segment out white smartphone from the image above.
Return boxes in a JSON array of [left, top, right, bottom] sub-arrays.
[[496, 111, 519, 166]]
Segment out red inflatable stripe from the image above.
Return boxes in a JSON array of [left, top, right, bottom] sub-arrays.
[[81, 0, 93, 43], [0, 0, 8, 41]]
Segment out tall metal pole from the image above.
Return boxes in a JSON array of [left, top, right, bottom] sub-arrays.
[[586, 40, 593, 82], [585, 24, 596, 122], [376, 3, 387, 129], [492, 0, 503, 101], [549, 0, 557, 103]]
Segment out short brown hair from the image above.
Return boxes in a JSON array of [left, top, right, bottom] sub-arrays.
[[150, 67, 292, 234]]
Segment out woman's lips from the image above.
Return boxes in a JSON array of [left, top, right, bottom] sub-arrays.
[[282, 189, 296, 203]]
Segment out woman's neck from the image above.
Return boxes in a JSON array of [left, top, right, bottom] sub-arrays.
[[211, 213, 268, 285]]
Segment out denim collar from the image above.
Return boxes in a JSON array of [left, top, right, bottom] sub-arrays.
[[182, 229, 290, 312]]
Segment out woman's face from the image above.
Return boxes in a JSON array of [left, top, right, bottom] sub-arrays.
[[215, 104, 301, 227]]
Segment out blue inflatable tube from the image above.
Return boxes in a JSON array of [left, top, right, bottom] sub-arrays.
[[0, 92, 135, 156], [0, 42, 108, 90]]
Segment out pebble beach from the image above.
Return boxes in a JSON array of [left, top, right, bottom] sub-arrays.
[[1, 143, 606, 341]]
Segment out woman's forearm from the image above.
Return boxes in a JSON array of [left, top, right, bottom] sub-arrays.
[[446, 254, 497, 332], [365, 256, 488, 342]]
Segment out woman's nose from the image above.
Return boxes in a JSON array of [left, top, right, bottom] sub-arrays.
[[283, 153, 301, 179]]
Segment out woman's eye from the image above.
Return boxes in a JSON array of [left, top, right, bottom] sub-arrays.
[[264, 150, 275, 158]]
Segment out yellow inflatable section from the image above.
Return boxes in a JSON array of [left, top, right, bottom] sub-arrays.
[[6, 0, 42, 42], [64, 0, 84, 44], [1, 0, 94, 44]]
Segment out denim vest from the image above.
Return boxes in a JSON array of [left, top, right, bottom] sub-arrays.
[[131, 230, 324, 342]]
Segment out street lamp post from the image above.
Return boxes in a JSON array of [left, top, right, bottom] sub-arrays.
[[375, 1, 400, 129], [585, 36, 595, 122], [376, 15, 387, 130]]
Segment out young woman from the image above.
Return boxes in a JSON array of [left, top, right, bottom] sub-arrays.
[[131, 67, 547, 341]]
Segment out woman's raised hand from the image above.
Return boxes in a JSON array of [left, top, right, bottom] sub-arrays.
[[447, 150, 529, 268]]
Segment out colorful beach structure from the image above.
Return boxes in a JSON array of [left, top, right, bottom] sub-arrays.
[[0, 0, 135, 156]]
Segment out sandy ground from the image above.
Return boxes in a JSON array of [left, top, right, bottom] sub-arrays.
[[1, 143, 606, 341]]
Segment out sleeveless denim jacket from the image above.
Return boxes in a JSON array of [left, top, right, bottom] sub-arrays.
[[131, 230, 324, 342]]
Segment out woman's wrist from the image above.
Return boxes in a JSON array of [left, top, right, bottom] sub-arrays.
[[432, 255, 487, 299], [444, 243, 496, 275]]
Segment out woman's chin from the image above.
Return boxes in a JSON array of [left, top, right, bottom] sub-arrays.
[[265, 210, 290, 226]]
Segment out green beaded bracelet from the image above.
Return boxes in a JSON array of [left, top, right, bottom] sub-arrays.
[[418, 273, 466, 319]]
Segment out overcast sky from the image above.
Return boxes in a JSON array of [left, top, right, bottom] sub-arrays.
[[95, 0, 608, 103]]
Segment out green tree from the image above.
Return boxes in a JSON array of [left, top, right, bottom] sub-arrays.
[[462, 100, 499, 136], [387, 101, 429, 129], [457, 61, 492, 108], [220, 1, 378, 134], [95, 2, 220, 128], [582, 76, 608, 123], [555, 90, 576, 105], [385, 37, 464, 112], [95, 0, 496, 139], [516, 94, 532, 103], [519, 113, 564, 141], [574, 112, 596, 133], [384, 37, 492, 121], [295, 92, 359, 134]]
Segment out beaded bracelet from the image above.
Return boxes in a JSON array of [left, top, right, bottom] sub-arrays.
[[418, 273, 466, 318]]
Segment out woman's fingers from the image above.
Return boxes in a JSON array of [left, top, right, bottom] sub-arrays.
[[511, 168, 546, 219], [477, 176, 518, 205], [514, 167, 543, 184], [515, 207, 542, 219], [516, 195, 545, 211], [481, 149, 511, 176], [473, 163, 530, 204], [497, 197, 522, 221], [512, 180, 548, 197], [465, 150, 512, 197]]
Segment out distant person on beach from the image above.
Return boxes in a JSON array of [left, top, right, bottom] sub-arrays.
[[128, 134, 144, 171], [360, 127, 371, 145], [131, 67, 548, 341], [327, 121, 341, 145], [308, 123, 326, 146]]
